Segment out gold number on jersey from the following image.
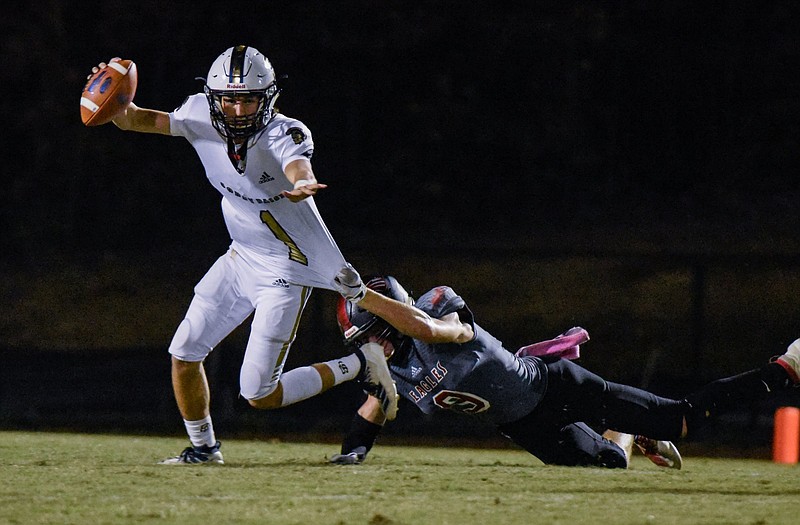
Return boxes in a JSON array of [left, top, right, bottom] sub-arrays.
[[259, 210, 309, 265]]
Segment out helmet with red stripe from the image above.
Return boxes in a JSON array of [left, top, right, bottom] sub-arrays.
[[336, 276, 413, 358]]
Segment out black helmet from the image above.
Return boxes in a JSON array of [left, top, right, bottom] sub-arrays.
[[336, 275, 412, 354]]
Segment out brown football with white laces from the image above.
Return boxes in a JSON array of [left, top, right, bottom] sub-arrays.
[[80, 59, 137, 126]]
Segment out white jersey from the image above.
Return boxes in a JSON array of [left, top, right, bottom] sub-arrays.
[[169, 94, 346, 289]]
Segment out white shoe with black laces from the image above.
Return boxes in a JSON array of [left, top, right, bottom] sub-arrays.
[[158, 441, 224, 465]]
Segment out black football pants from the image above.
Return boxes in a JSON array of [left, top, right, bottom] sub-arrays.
[[497, 357, 790, 467]]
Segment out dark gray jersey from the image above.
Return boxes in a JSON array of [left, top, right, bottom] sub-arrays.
[[388, 286, 547, 424]]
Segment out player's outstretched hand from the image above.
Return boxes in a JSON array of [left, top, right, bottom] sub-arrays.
[[334, 263, 366, 302], [281, 182, 328, 202]]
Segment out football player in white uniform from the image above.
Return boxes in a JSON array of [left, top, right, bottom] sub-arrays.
[[89, 46, 397, 464]]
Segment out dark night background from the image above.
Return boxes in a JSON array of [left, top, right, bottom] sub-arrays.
[[2, 1, 800, 454]]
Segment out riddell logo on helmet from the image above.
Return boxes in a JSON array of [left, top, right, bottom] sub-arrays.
[[344, 326, 360, 339], [227, 83, 247, 89]]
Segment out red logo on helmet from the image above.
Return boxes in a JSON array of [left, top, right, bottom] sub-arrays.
[[226, 83, 247, 89]]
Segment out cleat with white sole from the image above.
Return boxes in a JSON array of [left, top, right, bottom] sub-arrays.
[[634, 435, 682, 470], [356, 342, 399, 420], [159, 441, 224, 465]]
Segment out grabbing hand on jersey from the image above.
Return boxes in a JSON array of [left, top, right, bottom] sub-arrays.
[[333, 263, 367, 302]]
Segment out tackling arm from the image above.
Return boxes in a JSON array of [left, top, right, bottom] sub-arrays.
[[358, 289, 474, 344]]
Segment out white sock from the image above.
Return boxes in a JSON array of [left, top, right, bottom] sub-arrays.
[[278, 354, 362, 407], [326, 353, 362, 385], [279, 366, 324, 406], [184, 415, 216, 447]]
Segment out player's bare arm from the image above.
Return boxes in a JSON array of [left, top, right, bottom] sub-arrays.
[[112, 102, 171, 134], [281, 158, 328, 202], [87, 59, 171, 135], [358, 289, 474, 344]]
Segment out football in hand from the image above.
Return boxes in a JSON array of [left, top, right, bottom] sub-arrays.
[[80, 59, 138, 126]]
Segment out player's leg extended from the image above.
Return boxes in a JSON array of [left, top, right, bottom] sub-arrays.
[[546, 344, 800, 441], [606, 340, 800, 440], [542, 358, 687, 441], [498, 417, 628, 468], [169, 251, 254, 419], [240, 283, 315, 408], [162, 251, 254, 463], [682, 360, 797, 437], [242, 288, 377, 409]]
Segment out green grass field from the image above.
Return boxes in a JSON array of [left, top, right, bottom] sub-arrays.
[[1, 431, 799, 525]]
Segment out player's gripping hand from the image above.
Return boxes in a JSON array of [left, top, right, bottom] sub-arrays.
[[86, 57, 121, 79], [334, 263, 366, 302]]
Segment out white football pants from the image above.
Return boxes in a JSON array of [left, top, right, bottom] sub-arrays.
[[168, 247, 311, 400]]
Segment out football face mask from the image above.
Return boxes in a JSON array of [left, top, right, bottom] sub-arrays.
[[209, 91, 274, 141], [204, 45, 280, 143]]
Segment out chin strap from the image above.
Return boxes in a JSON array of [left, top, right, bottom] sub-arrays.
[[226, 137, 249, 174]]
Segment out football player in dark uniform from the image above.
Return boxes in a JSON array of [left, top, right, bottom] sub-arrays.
[[330, 266, 800, 469]]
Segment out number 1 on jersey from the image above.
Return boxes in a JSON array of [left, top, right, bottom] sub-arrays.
[[260, 210, 309, 265]]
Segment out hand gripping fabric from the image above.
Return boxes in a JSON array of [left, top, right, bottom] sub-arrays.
[[334, 263, 367, 303]]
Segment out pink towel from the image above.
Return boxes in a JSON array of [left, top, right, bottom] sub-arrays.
[[515, 327, 589, 360]]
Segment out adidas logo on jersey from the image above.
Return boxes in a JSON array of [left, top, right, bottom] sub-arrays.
[[259, 171, 275, 184], [271, 278, 290, 288]]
